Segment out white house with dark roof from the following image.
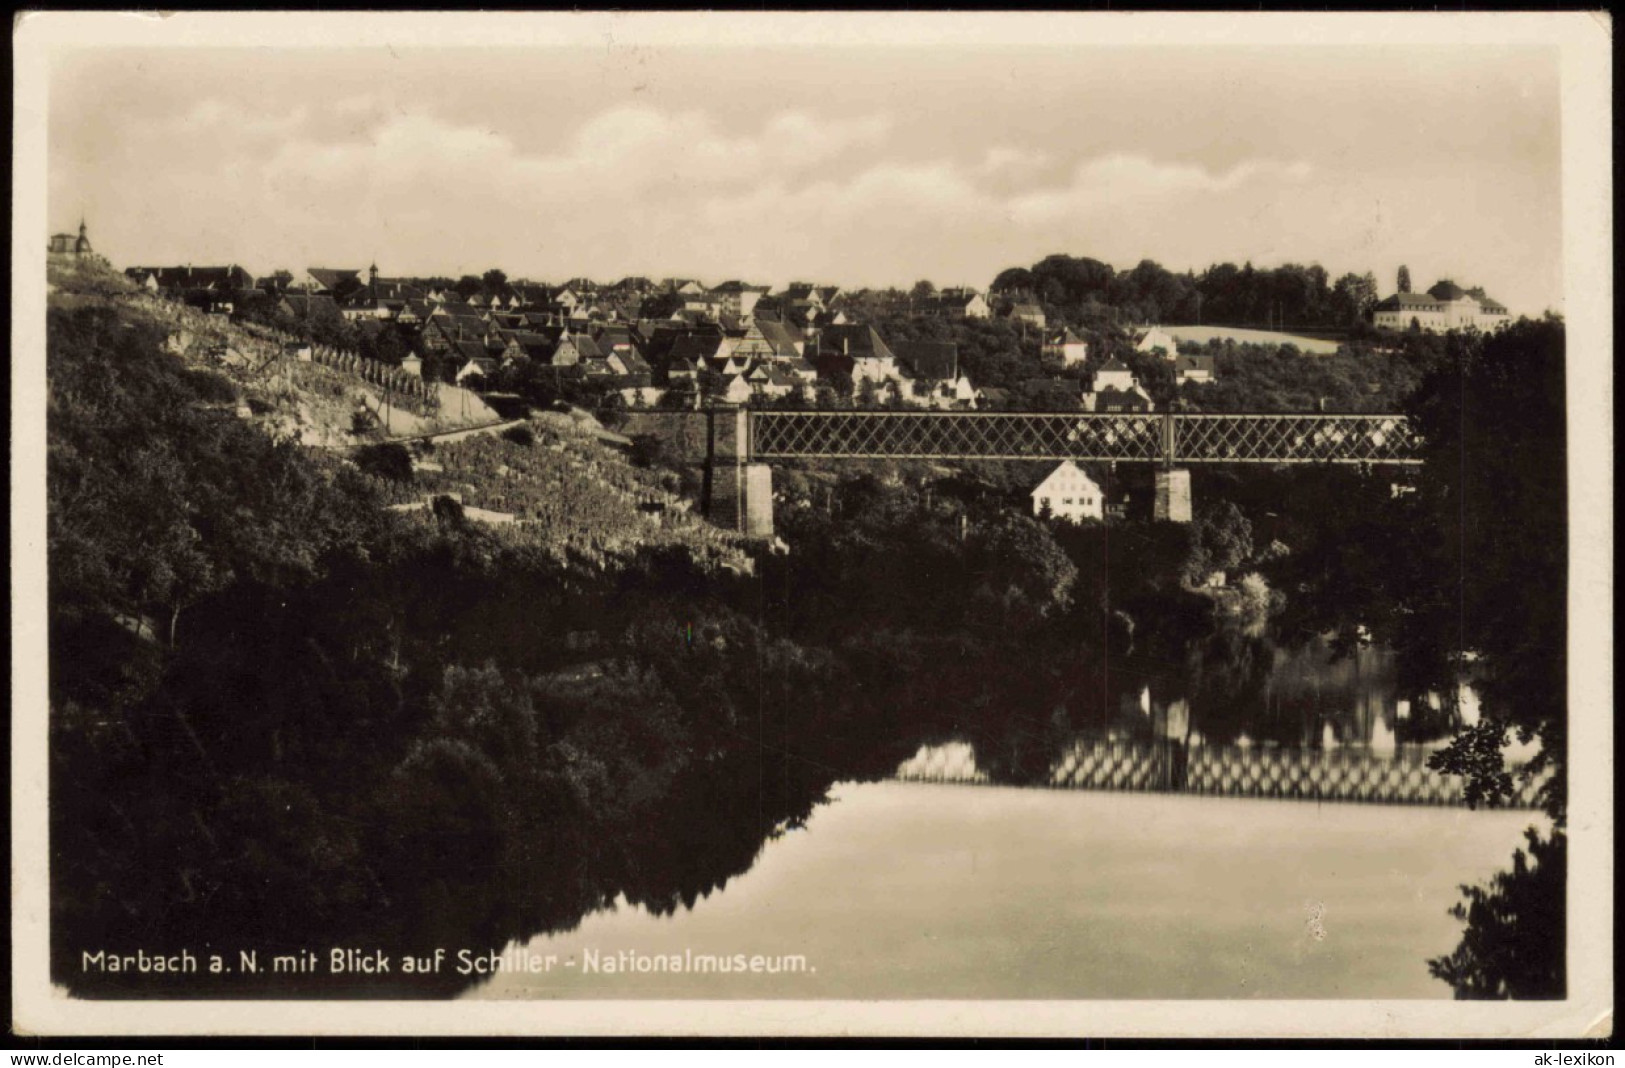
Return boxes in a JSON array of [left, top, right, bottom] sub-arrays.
[[934, 288, 991, 320], [1134, 326, 1181, 359], [1042, 327, 1089, 367], [1032, 461, 1104, 523], [1083, 358, 1155, 412], [1372, 280, 1512, 333], [1091, 357, 1139, 392]]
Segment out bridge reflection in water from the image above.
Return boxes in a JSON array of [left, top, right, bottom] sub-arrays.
[[894, 736, 1545, 808]]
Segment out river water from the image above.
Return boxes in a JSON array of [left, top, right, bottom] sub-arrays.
[[467, 782, 1536, 1000], [466, 635, 1544, 1001]]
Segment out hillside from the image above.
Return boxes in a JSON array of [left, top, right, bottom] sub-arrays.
[[368, 414, 755, 575], [48, 255, 501, 448], [45, 255, 756, 577]]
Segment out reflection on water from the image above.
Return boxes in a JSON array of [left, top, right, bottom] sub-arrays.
[[896, 633, 1543, 806], [1118, 632, 1537, 762], [461, 631, 1548, 1002], [468, 782, 1540, 1001]]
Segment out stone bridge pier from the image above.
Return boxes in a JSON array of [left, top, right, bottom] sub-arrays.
[[703, 407, 774, 539], [1154, 467, 1193, 523]]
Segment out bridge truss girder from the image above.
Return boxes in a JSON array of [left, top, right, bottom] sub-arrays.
[[748, 411, 1420, 465]]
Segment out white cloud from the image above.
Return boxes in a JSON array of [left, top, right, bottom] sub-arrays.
[[1008, 155, 1315, 227], [977, 146, 1051, 177]]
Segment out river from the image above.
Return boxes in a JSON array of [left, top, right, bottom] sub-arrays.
[[465, 634, 1544, 1001]]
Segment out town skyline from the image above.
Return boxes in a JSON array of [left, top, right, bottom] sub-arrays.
[[49, 35, 1562, 315]]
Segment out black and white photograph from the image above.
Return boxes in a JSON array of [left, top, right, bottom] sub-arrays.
[[10, 11, 1612, 1039]]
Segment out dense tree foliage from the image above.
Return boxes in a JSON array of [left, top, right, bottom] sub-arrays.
[[1177, 335, 1441, 413], [989, 253, 1387, 332], [1427, 829, 1566, 999], [1398, 319, 1567, 996]]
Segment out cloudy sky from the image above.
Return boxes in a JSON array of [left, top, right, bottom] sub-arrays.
[[48, 32, 1563, 312]]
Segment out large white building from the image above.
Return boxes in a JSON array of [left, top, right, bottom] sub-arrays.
[[1031, 461, 1104, 523], [1372, 280, 1512, 333]]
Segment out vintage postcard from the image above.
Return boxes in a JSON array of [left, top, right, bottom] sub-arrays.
[[10, 11, 1613, 1039]]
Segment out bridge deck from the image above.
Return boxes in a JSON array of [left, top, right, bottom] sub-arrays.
[[749, 411, 1420, 464]]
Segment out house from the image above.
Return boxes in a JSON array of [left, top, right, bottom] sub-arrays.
[[452, 337, 499, 385], [665, 332, 725, 375], [975, 386, 1012, 410], [727, 319, 804, 363], [397, 299, 434, 325], [1085, 385, 1155, 413], [550, 332, 606, 368], [935, 287, 991, 320], [775, 301, 817, 330], [709, 281, 771, 320], [1173, 354, 1216, 386], [719, 374, 754, 405], [1031, 461, 1104, 523], [783, 356, 820, 385], [278, 292, 341, 325], [400, 353, 424, 378], [1006, 303, 1047, 328], [606, 347, 652, 379], [145, 265, 255, 312], [780, 283, 826, 309], [613, 276, 654, 298], [512, 284, 553, 308], [592, 324, 643, 368], [1042, 328, 1089, 367], [502, 331, 555, 364], [817, 325, 898, 384], [745, 362, 802, 400], [1371, 280, 1512, 332], [1134, 326, 1181, 359], [422, 311, 490, 356], [894, 341, 976, 410], [124, 267, 162, 292], [1091, 358, 1139, 392], [303, 267, 363, 296]]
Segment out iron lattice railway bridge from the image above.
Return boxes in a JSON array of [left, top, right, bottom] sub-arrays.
[[745, 410, 1421, 465], [697, 409, 1422, 535]]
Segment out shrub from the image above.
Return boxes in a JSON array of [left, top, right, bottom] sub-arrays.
[[432, 495, 466, 525], [502, 425, 536, 448], [629, 433, 669, 469], [183, 368, 240, 405], [354, 443, 414, 483]]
